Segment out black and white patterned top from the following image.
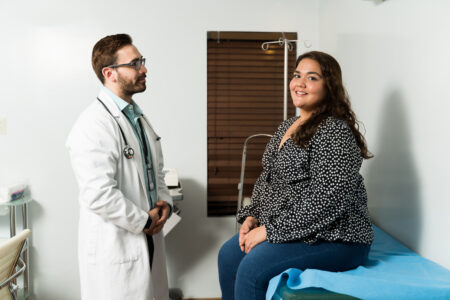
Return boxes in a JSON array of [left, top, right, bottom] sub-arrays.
[[237, 116, 374, 245]]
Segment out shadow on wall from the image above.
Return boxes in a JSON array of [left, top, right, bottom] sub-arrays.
[[365, 89, 422, 251], [165, 178, 233, 286]]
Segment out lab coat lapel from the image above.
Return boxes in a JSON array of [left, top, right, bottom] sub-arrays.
[[141, 115, 160, 189], [97, 90, 148, 202]]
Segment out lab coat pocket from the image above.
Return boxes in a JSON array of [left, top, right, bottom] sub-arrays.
[[101, 224, 141, 264]]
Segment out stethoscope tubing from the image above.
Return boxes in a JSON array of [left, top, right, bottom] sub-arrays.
[[96, 97, 135, 159], [96, 97, 161, 160]]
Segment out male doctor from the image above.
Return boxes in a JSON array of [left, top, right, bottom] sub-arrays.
[[66, 34, 173, 300]]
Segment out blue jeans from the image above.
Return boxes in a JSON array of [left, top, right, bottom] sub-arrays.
[[218, 233, 370, 300]]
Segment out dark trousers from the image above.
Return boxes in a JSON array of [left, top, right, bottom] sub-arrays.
[[218, 233, 370, 300], [146, 235, 154, 269]]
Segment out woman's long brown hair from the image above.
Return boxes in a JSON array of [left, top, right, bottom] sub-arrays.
[[291, 51, 373, 159]]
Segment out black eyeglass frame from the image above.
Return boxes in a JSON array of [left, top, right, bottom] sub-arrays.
[[105, 57, 146, 70]]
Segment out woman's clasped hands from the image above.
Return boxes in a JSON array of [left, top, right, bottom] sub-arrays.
[[239, 216, 267, 253]]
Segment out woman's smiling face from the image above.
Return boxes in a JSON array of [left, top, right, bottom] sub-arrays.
[[289, 58, 326, 115]]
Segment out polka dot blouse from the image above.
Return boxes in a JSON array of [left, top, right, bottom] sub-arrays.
[[237, 116, 374, 245]]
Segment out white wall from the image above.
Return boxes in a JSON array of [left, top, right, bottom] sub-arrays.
[[3, 1, 448, 299], [0, 1, 319, 299], [318, 0, 450, 269]]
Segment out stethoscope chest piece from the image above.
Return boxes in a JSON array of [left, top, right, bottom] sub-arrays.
[[123, 145, 135, 159]]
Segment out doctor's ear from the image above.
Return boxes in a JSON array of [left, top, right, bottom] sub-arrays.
[[102, 67, 117, 83]]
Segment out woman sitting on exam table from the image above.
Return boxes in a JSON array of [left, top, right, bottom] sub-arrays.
[[218, 51, 374, 300]]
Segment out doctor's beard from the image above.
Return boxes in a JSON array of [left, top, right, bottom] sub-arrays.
[[117, 73, 147, 97]]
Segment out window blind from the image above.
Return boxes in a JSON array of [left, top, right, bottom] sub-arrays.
[[207, 32, 297, 216]]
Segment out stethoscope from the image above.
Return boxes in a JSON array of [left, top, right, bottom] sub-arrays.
[[96, 97, 135, 159]]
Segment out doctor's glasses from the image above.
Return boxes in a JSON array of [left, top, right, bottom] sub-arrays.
[[106, 57, 146, 71]]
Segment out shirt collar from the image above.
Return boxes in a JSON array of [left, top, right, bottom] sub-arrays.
[[102, 86, 143, 118]]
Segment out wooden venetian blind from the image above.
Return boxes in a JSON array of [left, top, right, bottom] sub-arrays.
[[207, 31, 297, 216]]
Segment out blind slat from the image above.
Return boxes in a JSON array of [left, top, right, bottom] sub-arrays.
[[207, 32, 297, 216]]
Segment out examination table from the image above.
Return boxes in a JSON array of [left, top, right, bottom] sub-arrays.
[[267, 225, 450, 300]]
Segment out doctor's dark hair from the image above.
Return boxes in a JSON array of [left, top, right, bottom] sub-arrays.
[[292, 51, 373, 159], [92, 34, 133, 84]]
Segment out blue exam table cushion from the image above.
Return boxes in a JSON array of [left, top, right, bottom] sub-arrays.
[[266, 225, 450, 300]]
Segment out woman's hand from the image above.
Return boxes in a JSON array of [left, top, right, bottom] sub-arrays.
[[239, 217, 259, 251], [242, 225, 267, 254]]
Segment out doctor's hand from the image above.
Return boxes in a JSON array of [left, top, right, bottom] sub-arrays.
[[242, 225, 266, 254], [149, 201, 170, 235], [144, 207, 161, 235], [239, 216, 259, 252]]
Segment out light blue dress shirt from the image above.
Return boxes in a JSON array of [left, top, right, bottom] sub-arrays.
[[102, 86, 157, 208]]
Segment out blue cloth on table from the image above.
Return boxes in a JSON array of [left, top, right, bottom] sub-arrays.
[[266, 225, 450, 300]]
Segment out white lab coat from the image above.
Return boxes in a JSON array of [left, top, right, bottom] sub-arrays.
[[66, 89, 173, 300]]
